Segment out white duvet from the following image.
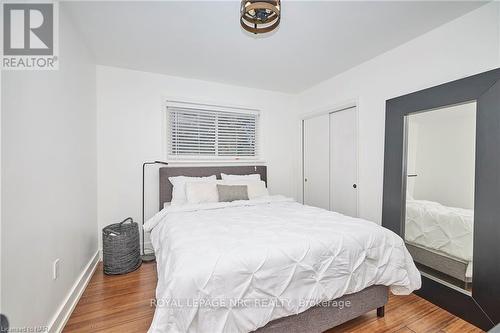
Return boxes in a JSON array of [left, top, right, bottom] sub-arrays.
[[145, 196, 421, 333], [405, 199, 473, 264]]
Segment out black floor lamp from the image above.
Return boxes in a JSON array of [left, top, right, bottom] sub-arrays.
[[142, 160, 169, 262]]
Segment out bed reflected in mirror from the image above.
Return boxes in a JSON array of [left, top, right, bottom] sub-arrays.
[[404, 101, 476, 293]]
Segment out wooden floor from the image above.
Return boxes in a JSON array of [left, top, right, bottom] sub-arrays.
[[64, 263, 483, 333]]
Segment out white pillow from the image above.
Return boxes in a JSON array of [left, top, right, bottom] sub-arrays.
[[223, 180, 268, 199], [221, 173, 261, 181], [169, 175, 216, 205], [185, 181, 221, 204]]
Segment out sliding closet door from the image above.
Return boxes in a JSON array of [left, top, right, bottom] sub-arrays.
[[330, 107, 358, 216], [303, 114, 330, 209]]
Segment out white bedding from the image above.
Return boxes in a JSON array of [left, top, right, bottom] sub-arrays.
[[405, 199, 473, 265], [145, 196, 421, 333]]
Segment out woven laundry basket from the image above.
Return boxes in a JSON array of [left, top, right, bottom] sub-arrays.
[[102, 217, 141, 275]]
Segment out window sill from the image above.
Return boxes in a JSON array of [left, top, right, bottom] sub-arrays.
[[165, 159, 267, 166]]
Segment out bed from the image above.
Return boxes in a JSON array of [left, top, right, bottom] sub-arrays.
[[144, 166, 421, 333], [405, 199, 473, 284]]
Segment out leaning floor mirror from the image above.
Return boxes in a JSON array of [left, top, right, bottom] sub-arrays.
[[382, 68, 500, 331], [404, 101, 476, 293]]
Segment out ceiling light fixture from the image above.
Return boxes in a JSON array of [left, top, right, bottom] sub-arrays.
[[240, 0, 281, 34]]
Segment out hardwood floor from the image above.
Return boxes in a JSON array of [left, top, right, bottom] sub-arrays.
[[64, 263, 483, 333]]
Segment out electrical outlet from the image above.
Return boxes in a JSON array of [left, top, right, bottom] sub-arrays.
[[53, 259, 60, 280]]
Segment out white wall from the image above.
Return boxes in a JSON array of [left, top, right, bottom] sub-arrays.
[[406, 118, 419, 198], [0, 61, 3, 319], [96, 66, 299, 249], [297, 2, 500, 223], [1, 5, 97, 330], [407, 103, 476, 209]]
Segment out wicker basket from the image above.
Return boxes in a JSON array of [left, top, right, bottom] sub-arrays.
[[102, 217, 141, 275]]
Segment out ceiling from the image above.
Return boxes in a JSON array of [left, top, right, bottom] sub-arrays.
[[65, 1, 486, 93]]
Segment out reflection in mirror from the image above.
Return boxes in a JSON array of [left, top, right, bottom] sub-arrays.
[[404, 101, 476, 293]]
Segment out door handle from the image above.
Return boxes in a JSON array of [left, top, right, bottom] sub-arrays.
[[304, 178, 308, 182], [353, 184, 357, 189]]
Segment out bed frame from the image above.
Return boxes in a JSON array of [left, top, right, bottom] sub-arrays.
[[405, 242, 471, 286], [158, 165, 388, 332]]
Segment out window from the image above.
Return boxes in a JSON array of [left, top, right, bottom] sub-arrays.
[[167, 101, 260, 160]]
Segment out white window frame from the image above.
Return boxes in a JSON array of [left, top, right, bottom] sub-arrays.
[[164, 100, 262, 162]]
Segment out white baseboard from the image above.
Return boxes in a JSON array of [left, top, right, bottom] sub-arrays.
[[48, 251, 101, 333]]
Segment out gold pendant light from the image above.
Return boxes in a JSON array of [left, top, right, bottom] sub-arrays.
[[240, 0, 281, 34]]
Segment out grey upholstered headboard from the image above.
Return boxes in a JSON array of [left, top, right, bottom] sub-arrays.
[[159, 165, 267, 209]]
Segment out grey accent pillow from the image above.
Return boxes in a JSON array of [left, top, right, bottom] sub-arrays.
[[217, 185, 249, 202]]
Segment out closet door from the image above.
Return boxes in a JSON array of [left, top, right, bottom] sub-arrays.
[[303, 114, 330, 209], [330, 107, 358, 216]]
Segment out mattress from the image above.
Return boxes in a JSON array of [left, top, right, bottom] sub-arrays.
[[145, 196, 421, 333], [405, 199, 473, 266]]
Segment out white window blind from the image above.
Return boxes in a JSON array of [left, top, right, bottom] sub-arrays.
[[167, 102, 259, 159]]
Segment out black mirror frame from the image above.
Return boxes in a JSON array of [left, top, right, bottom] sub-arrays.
[[382, 68, 500, 331]]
